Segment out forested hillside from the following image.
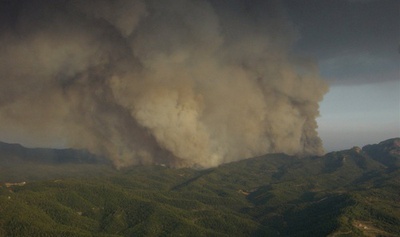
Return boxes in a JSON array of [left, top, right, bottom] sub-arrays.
[[0, 138, 399, 236]]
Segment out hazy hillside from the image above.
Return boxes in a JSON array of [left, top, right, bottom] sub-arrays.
[[0, 138, 399, 236], [0, 141, 114, 181]]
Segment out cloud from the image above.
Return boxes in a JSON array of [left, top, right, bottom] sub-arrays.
[[320, 52, 398, 85]]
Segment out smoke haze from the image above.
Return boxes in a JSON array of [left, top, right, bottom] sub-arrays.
[[0, 0, 328, 168]]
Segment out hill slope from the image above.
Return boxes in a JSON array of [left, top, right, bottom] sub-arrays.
[[0, 138, 399, 236]]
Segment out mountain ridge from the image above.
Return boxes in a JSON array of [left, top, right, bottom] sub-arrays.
[[0, 138, 399, 236], [1, 137, 398, 170]]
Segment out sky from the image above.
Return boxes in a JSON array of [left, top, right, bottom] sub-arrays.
[[0, 0, 398, 167], [282, 0, 399, 151]]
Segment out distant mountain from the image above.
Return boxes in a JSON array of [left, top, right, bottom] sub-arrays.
[[0, 138, 399, 236], [0, 141, 109, 165], [362, 138, 400, 169], [0, 141, 113, 181]]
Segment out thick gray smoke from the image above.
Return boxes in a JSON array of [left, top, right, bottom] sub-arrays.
[[0, 0, 328, 168]]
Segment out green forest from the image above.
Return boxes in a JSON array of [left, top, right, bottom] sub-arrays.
[[0, 138, 399, 236]]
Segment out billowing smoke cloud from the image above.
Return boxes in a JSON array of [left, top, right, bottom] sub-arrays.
[[0, 0, 328, 168]]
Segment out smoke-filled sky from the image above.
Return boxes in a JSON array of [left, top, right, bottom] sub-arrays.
[[0, 0, 398, 167], [284, 0, 399, 151]]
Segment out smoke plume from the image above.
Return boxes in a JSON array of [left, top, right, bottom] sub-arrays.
[[0, 0, 328, 168]]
